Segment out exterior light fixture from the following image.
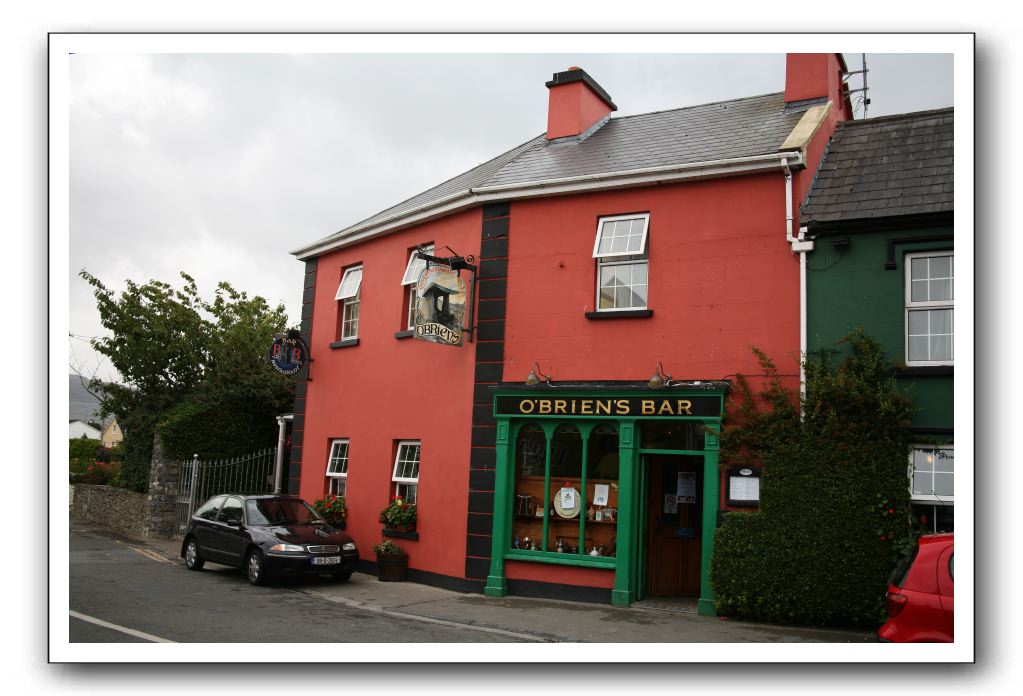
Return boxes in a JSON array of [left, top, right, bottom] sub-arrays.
[[525, 362, 551, 386], [648, 362, 672, 389]]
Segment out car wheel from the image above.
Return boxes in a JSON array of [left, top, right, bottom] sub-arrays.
[[332, 571, 352, 583], [184, 538, 204, 571], [246, 548, 266, 586]]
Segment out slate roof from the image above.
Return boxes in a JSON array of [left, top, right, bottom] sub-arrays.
[[800, 108, 953, 227], [298, 92, 810, 256]]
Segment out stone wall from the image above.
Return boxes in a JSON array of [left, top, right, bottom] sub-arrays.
[[70, 484, 146, 538], [142, 431, 179, 538]]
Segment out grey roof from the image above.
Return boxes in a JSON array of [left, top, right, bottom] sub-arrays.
[[69, 374, 101, 423], [800, 108, 954, 227], [302, 92, 809, 254]]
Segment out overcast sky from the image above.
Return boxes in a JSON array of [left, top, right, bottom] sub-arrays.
[[68, 50, 954, 384]]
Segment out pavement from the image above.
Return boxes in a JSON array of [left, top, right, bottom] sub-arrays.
[[78, 521, 878, 643]]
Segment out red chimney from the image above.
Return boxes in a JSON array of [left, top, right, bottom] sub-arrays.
[[545, 67, 617, 140], [784, 53, 852, 118]]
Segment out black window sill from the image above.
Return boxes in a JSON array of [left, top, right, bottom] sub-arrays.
[[894, 365, 953, 377], [394, 330, 414, 340], [382, 528, 419, 541], [585, 309, 654, 320], [329, 338, 359, 349]]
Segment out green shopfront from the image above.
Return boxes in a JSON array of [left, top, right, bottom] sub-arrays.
[[483, 383, 728, 615]]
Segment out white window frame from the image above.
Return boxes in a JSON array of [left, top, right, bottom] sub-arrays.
[[326, 439, 349, 496], [592, 214, 650, 313], [402, 245, 433, 329], [336, 265, 363, 340], [392, 440, 421, 504], [908, 444, 954, 504], [905, 251, 953, 366]]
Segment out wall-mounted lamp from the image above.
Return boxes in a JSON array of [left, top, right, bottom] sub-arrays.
[[648, 362, 672, 389], [525, 362, 552, 386]]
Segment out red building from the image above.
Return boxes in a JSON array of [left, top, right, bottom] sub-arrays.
[[290, 54, 851, 613]]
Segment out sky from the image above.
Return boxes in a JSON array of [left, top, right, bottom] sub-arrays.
[[67, 48, 955, 384]]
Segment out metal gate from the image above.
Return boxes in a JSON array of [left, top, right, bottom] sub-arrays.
[[173, 447, 277, 535]]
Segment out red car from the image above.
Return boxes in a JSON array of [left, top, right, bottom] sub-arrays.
[[878, 533, 954, 642]]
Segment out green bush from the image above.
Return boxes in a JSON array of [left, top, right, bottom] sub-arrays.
[[711, 330, 913, 627]]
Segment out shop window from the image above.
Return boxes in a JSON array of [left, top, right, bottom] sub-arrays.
[[325, 439, 349, 496], [905, 252, 953, 365], [592, 213, 649, 312], [510, 423, 619, 558], [401, 244, 432, 330], [392, 440, 420, 504], [640, 421, 706, 451], [909, 445, 953, 533], [335, 265, 363, 340]]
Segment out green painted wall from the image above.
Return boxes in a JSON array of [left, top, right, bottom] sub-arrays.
[[805, 225, 953, 430]]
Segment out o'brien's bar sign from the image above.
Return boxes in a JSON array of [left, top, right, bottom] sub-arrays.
[[414, 266, 466, 347], [495, 395, 721, 418]]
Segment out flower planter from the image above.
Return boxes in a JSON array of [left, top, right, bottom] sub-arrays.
[[376, 553, 408, 582]]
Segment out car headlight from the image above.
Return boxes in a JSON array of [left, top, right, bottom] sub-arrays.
[[342, 542, 356, 551], [270, 543, 305, 552]]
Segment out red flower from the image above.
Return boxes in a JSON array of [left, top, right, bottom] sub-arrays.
[[888, 508, 894, 514], [879, 535, 887, 541]]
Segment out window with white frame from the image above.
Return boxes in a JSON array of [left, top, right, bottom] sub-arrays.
[[335, 265, 363, 340], [906, 252, 953, 365], [401, 245, 433, 329], [909, 445, 954, 533], [325, 439, 349, 496], [592, 213, 650, 311], [392, 440, 420, 504]]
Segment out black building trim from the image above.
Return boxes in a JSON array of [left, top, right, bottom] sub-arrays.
[[585, 309, 654, 320], [505, 578, 613, 605], [465, 201, 510, 580], [884, 234, 954, 269], [288, 258, 317, 495]]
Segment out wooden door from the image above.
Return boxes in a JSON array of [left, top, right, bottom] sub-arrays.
[[646, 455, 702, 596]]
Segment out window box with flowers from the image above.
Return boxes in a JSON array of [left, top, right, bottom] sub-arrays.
[[379, 496, 418, 540], [313, 494, 347, 530]]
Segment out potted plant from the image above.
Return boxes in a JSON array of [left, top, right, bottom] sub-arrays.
[[313, 494, 347, 529], [373, 540, 408, 582], [379, 496, 417, 532]]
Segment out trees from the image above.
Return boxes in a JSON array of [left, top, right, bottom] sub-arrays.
[[711, 331, 914, 626], [80, 271, 294, 491]]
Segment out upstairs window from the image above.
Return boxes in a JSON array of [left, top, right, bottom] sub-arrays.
[[335, 265, 363, 340], [401, 245, 433, 330], [592, 213, 650, 311], [392, 440, 421, 505], [905, 252, 953, 365], [326, 439, 350, 496]]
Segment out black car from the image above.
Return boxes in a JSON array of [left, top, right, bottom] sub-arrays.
[[180, 494, 358, 585]]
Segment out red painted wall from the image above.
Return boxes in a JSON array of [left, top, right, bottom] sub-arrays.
[[300, 208, 482, 579], [547, 81, 614, 139]]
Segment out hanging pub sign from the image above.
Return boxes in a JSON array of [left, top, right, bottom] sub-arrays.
[[269, 333, 307, 376], [414, 265, 467, 347]]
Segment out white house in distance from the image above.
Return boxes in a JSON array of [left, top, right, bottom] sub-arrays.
[[70, 420, 101, 440]]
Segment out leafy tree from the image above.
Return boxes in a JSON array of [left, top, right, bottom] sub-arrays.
[[711, 330, 914, 626], [79, 271, 294, 490]]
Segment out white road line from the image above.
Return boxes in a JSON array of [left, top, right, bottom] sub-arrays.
[[70, 610, 177, 643]]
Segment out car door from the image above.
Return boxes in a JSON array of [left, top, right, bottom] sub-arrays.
[[191, 495, 227, 561], [215, 496, 249, 567], [937, 544, 954, 636]]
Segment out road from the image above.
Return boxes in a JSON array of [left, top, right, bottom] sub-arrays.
[[69, 525, 520, 643]]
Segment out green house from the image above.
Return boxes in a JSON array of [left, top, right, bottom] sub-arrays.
[[800, 108, 955, 534]]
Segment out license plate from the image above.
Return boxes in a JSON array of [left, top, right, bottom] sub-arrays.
[[311, 556, 341, 565]]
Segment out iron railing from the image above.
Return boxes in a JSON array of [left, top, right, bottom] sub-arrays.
[[174, 447, 276, 535]]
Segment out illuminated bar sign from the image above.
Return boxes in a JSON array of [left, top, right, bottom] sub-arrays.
[[494, 395, 721, 418]]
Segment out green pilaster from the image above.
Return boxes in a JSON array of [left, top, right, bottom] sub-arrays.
[[611, 420, 636, 606], [698, 421, 720, 616], [484, 418, 512, 597]]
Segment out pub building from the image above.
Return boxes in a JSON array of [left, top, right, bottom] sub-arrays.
[[289, 55, 852, 613]]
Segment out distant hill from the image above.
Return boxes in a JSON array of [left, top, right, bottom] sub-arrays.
[[69, 374, 102, 423]]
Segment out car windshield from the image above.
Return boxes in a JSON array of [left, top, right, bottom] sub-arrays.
[[245, 499, 322, 526]]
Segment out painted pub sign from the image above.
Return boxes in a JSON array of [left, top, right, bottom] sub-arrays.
[[414, 266, 466, 346], [269, 333, 307, 375]]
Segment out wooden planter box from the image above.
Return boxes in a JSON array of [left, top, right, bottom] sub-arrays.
[[376, 553, 408, 582]]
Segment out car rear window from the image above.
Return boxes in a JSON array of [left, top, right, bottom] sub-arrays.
[[890, 545, 919, 588]]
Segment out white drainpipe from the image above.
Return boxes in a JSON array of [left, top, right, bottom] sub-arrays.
[[783, 158, 815, 400]]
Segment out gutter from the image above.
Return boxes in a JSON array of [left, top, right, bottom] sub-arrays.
[[291, 152, 804, 260]]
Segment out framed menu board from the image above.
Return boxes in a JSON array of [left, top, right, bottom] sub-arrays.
[[726, 467, 761, 507]]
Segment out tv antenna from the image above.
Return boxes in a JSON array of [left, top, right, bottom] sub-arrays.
[[842, 53, 871, 118]]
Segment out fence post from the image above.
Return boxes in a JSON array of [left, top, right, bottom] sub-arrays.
[[187, 454, 200, 519], [142, 430, 179, 539], [273, 416, 287, 494]]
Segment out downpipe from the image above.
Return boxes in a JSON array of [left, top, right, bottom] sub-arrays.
[[783, 159, 814, 401]]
